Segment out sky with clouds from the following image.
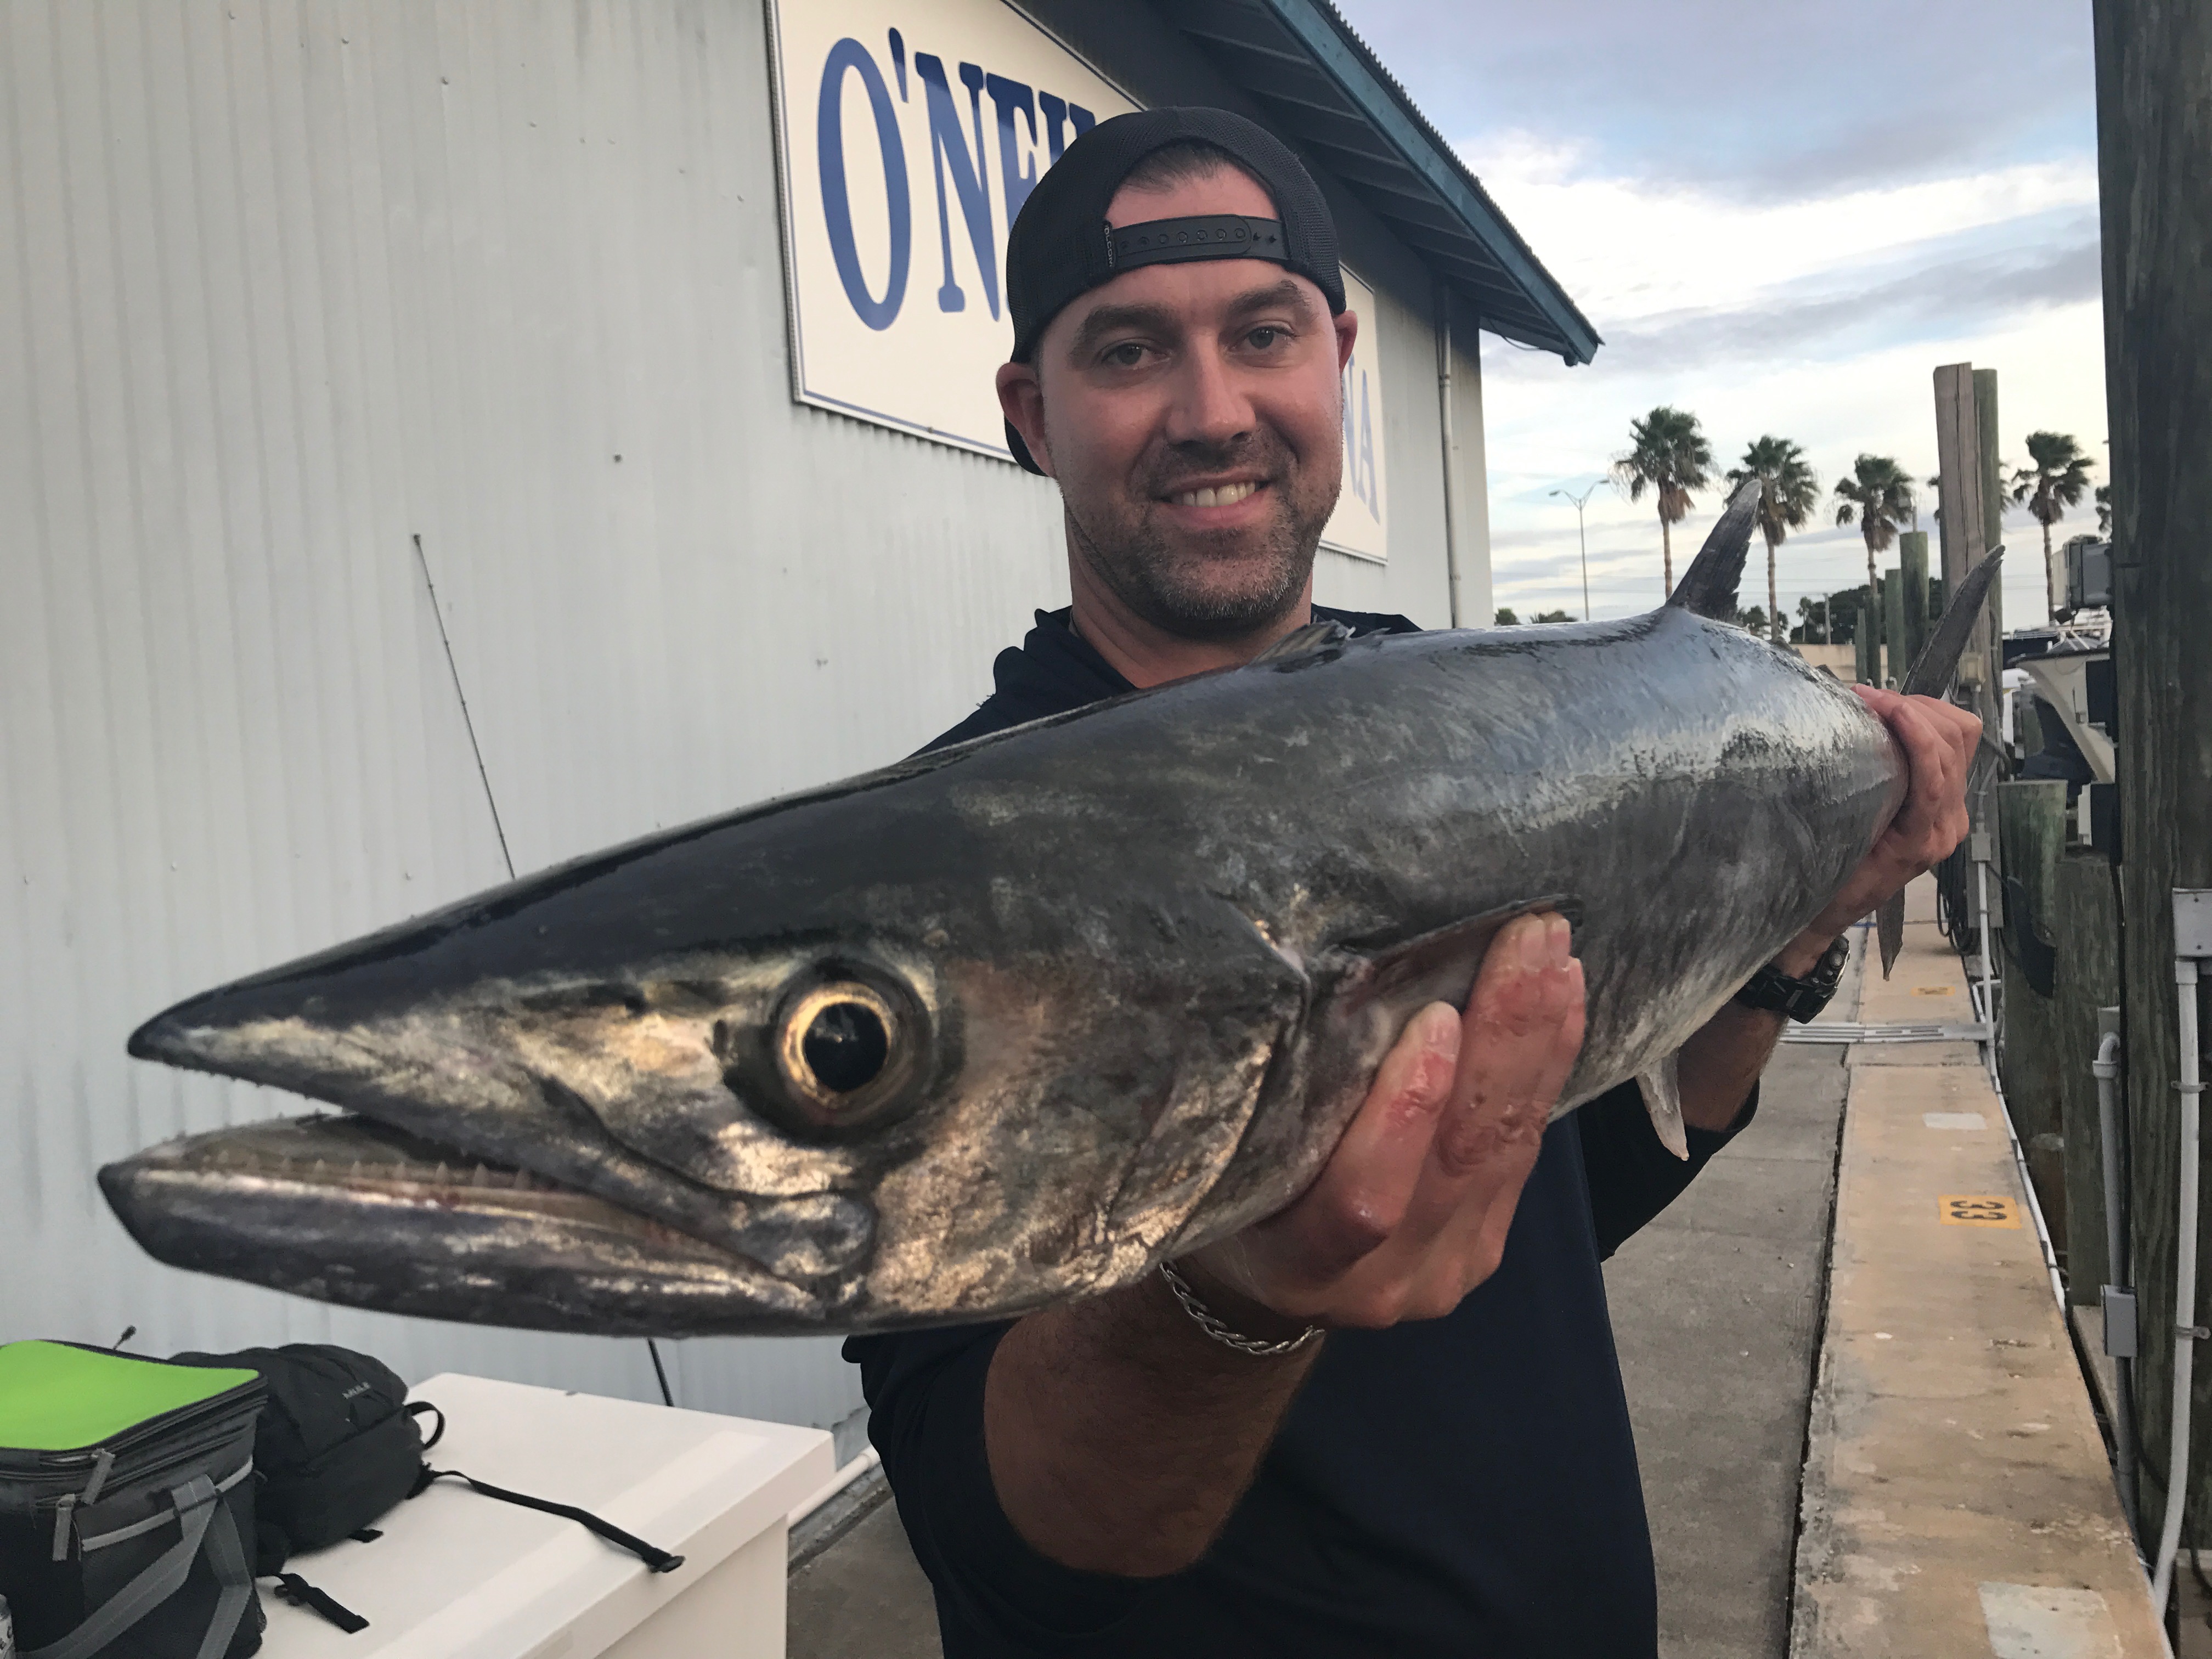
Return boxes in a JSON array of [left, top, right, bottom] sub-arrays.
[[1334, 0, 2106, 631]]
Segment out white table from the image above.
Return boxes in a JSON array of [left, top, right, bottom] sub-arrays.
[[261, 1373, 833, 1659]]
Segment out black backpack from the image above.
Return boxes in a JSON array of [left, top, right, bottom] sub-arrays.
[[172, 1346, 684, 1633]]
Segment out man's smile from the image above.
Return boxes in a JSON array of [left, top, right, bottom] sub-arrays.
[[1168, 479, 1261, 508]]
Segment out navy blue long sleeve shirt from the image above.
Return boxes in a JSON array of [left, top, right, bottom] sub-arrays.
[[847, 607, 1752, 1657]]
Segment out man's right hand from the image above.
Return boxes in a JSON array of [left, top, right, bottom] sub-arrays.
[[1180, 911, 1586, 1333], [984, 911, 1585, 1576]]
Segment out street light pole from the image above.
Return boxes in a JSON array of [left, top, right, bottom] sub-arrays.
[[1550, 483, 1601, 621]]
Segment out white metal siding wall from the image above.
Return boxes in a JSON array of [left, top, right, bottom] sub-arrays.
[[0, 0, 1498, 1429], [0, 0, 1085, 1426]]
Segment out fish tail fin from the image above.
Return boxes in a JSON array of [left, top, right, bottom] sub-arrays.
[[1901, 549, 2004, 696], [1664, 478, 1763, 620], [1877, 893, 1905, 978]]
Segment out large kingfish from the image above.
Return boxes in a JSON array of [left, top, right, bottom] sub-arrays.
[[101, 489, 1997, 1334]]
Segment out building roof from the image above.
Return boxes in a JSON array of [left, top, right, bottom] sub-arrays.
[[1169, 0, 1601, 365]]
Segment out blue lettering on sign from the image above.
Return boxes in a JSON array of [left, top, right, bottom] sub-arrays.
[[815, 27, 1104, 336], [817, 38, 911, 331], [1036, 92, 1096, 161], [1358, 367, 1376, 515], [1339, 353, 1379, 521], [916, 54, 998, 317], [984, 73, 1040, 225]]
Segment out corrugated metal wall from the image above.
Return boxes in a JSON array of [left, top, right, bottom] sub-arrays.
[[0, 0, 1485, 1428]]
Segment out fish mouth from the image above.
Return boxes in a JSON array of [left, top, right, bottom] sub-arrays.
[[107, 1007, 877, 1335], [101, 1114, 847, 1334]]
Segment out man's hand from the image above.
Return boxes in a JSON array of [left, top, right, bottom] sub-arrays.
[[1772, 688, 1983, 975], [984, 911, 1585, 1576], [1181, 912, 1586, 1332]]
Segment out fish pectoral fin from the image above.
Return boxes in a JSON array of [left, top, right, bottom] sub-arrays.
[[1310, 897, 1581, 1108], [1336, 895, 1581, 1015], [1635, 1052, 1690, 1161], [1250, 618, 1353, 667]]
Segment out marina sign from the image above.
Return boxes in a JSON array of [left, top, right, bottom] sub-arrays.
[[767, 0, 1136, 458]]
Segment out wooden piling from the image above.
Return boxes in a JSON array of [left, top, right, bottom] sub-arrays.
[[1899, 531, 1931, 679], [1883, 573, 1908, 690], [2088, 0, 2212, 1557], [2095, 0, 2212, 1543], [1855, 584, 1879, 686], [1974, 368, 2006, 645], [1997, 779, 2069, 1240], [1933, 363, 1997, 735], [2054, 850, 2124, 1303]]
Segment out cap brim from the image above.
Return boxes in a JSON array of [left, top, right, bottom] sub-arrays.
[[1005, 419, 1047, 477]]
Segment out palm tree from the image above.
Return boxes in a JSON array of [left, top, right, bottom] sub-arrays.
[[2095, 484, 2111, 537], [1834, 455, 1916, 660], [2008, 431, 2096, 614], [1726, 437, 1821, 642], [1611, 407, 1713, 599]]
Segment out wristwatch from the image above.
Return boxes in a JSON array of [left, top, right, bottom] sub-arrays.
[[1734, 934, 1851, 1023]]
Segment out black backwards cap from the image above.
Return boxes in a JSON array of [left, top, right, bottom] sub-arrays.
[[1003, 106, 1345, 475]]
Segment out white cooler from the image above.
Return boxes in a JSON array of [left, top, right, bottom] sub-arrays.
[[259, 1373, 833, 1659]]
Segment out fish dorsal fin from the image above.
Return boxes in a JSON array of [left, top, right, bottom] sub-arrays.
[[1901, 548, 2004, 697], [1666, 478, 1764, 619], [1251, 618, 1353, 667]]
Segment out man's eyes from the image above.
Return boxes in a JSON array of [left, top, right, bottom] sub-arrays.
[[1095, 325, 1295, 367]]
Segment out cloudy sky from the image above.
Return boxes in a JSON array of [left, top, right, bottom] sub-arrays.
[[1334, 0, 2106, 631]]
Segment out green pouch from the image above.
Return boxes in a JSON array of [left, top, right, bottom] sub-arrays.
[[0, 1341, 266, 1659]]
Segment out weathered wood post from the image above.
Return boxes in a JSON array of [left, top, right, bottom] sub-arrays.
[[1933, 363, 1998, 735], [1855, 582, 1878, 686], [1899, 531, 1932, 680], [1997, 779, 2070, 1238], [1893, 566, 1911, 681], [1975, 367, 2007, 644], [2056, 850, 2125, 1303], [2095, 0, 2212, 1550]]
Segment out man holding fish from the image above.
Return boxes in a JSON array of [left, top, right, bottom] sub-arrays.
[[846, 108, 1982, 1656]]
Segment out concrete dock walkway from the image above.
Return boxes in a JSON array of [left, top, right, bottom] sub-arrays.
[[1604, 948, 1858, 1656], [1788, 885, 2163, 1657]]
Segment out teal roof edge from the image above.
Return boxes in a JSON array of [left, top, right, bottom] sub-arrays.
[[1259, 0, 1603, 365]]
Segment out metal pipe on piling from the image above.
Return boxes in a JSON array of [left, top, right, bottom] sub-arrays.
[[2150, 951, 2204, 1612], [2096, 1029, 2141, 1525]]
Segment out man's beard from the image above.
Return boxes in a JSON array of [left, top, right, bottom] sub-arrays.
[[1060, 430, 1336, 642]]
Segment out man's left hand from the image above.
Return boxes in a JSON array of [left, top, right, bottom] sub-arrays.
[[1773, 688, 1984, 975]]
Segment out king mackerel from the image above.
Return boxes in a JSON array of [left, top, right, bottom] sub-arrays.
[[99, 486, 1999, 1336]]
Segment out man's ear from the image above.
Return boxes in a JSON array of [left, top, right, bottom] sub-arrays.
[[1334, 307, 1359, 374], [996, 361, 1054, 478]]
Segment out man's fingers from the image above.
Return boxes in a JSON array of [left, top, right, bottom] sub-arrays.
[[1876, 696, 1966, 861], [1277, 998, 1462, 1276], [1431, 917, 1581, 1182]]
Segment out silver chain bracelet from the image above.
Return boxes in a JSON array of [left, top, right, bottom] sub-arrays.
[[1158, 1261, 1323, 1358]]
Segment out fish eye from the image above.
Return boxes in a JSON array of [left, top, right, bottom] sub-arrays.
[[783, 984, 896, 1101], [728, 965, 936, 1140]]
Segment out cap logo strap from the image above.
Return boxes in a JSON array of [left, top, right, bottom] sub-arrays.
[[1105, 215, 1288, 274]]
